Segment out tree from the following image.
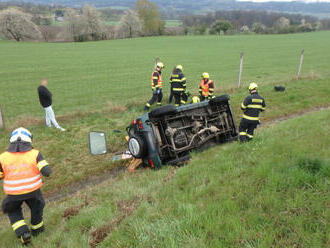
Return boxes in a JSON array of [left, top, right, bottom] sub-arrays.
[[240, 25, 250, 33], [210, 20, 232, 35], [274, 17, 290, 31], [82, 5, 105, 41], [0, 8, 41, 41], [65, 8, 87, 42], [252, 22, 266, 34], [135, 0, 164, 36], [65, 6, 105, 42], [116, 9, 142, 38]]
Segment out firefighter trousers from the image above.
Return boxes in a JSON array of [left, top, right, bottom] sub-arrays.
[[173, 91, 187, 106], [2, 190, 45, 237], [168, 85, 174, 104], [200, 95, 209, 101], [239, 118, 259, 142], [147, 90, 163, 106]]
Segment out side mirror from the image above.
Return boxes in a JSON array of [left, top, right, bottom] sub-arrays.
[[89, 131, 107, 155]]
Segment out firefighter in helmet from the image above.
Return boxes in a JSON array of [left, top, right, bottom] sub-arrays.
[[144, 62, 164, 111], [199, 72, 215, 101], [239, 82, 266, 142], [191, 96, 201, 104], [0, 127, 51, 244], [169, 65, 187, 106]]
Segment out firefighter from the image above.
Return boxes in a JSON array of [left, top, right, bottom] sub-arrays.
[[144, 62, 164, 111], [199, 72, 215, 101], [0, 127, 51, 244], [191, 96, 201, 104], [239, 82, 266, 142], [169, 65, 187, 106]]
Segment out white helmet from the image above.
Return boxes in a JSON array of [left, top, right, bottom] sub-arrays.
[[10, 127, 32, 143]]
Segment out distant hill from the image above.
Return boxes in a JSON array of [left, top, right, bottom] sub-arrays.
[[1, 0, 330, 17]]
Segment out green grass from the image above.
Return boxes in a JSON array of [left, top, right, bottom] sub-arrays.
[[0, 32, 329, 247], [104, 21, 119, 26], [0, 31, 330, 122], [0, 32, 329, 197], [0, 108, 328, 247], [165, 20, 183, 27]]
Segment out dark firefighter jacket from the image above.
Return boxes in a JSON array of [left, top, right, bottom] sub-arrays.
[[241, 92, 266, 121], [169, 69, 186, 92]]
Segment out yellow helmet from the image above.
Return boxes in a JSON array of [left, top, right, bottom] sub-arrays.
[[156, 62, 164, 68], [202, 72, 210, 79], [176, 65, 183, 71], [192, 96, 200, 103], [248, 82, 258, 91]]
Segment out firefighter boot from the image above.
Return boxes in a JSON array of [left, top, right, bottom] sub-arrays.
[[31, 225, 45, 237], [20, 231, 31, 245], [144, 103, 150, 111]]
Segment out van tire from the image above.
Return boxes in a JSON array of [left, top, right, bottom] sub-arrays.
[[149, 105, 177, 118]]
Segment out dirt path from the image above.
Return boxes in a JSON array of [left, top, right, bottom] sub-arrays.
[[37, 104, 330, 203], [262, 104, 330, 127], [0, 105, 329, 222]]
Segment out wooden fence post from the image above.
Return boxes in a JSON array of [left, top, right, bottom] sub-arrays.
[[296, 49, 304, 80], [0, 105, 4, 129], [237, 52, 244, 88]]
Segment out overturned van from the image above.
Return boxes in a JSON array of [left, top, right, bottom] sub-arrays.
[[127, 95, 238, 169]]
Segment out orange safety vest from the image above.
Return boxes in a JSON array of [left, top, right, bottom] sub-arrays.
[[200, 80, 214, 97], [0, 149, 43, 195], [151, 71, 162, 88]]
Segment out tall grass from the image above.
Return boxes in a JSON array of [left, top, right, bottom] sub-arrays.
[[0, 108, 328, 247]]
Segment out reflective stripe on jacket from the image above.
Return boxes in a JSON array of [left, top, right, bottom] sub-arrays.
[[0, 149, 43, 195], [170, 69, 186, 92], [199, 80, 214, 97], [241, 92, 266, 120], [151, 71, 162, 89]]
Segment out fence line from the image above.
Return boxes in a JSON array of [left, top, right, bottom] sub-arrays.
[[237, 52, 244, 88], [296, 49, 305, 80], [0, 105, 4, 129]]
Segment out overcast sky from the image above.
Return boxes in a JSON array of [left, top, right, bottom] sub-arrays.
[[237, 0, 330, 2]]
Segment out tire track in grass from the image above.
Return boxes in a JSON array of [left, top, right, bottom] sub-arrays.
[[0, 105, 328, 223]]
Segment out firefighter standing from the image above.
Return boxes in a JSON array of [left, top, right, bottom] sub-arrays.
[[144, 62, 164, 111], [239, 82, 266, 142], [199, 72, 215, 101], [0, 127, 51, 245], [169, 65, 187, 106]]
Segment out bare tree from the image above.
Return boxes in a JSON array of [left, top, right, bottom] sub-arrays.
[[0, 8, 41, 41], [65, 8, 87, 42], [274, 17, 290, 30], [252, 22, 266, 34], [116, 9, 142, 39], [65, 6, 106, 42], [82, 4, 105, 40]]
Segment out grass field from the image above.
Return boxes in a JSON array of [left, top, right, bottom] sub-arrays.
[[0, 31, 330, 121], [0, 108, 328, 247], [0, 32, 329, 247], [0, 31, 329, 193]]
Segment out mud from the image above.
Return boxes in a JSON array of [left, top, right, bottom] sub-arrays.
[[62, 196, 89, 220], [45, 166, 126, 203], [89, 196, 141, 248], [262, 104, 330, 127]]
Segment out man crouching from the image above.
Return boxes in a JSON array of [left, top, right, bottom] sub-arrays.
[[0, 127, 51, 245]]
